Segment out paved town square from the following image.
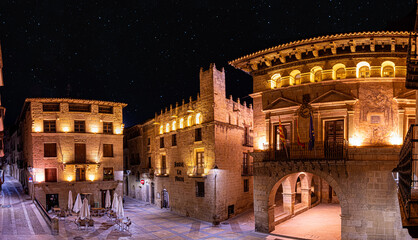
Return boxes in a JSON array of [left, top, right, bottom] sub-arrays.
[[0, 176, 342, 240]]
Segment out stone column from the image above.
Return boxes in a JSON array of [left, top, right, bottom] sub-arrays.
[[282, 192, 295, 215], [398, 108, 405, 138], [301, 188, 311, 207], [348, 110, 354, 141]]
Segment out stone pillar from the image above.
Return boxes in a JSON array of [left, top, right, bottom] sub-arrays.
[[301, 188, 311, 207], [348, 110, 354, 140], [282, 192, 295, 215], [398, 108, 405, 138]]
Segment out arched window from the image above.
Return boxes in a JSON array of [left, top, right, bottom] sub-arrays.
[[381, 61, 395, 77], [172, 121, 176, 131], [196, 113, 202, 124], [269, 73, 281, 89], [310, 66, 322, 82], [289, 70, 301, 85], [356, 61, 370, 78], [179, 118, 184, 129], [159, 125, 164, 134], [187, 115, 192, 127], [165, 123, 170, 133], [332, 63, 346, 80]]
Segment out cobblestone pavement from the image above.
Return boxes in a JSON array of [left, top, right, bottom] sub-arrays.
[[0, 176, 340, 240], [0, 176, 53, 240]]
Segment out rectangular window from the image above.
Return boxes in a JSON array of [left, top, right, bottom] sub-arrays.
[[196, 151, 204, 175], [75, 143, 86, 163], [103, 168, 114, 181], [244, 179, 249, 192], [103, 144, 113, 157], [69, 103, 91, 112], [147, 137, 151, 152], [45, 168, 57, 182], [325, 120, 344, 142], [160, 137, 164, 148], [195, 128, 202, 142], [98, 105, 113, 114], [196, 182, 205, 197], [148, 156, 152, 168], [76, 168, 86, 181], [103, 122, 113, 134], [74, 121, 86, 133], [44, 143, 57, 157], [43, 120, 56, 133], [42, 103, 60, 112], [172, 134, 177, 146]]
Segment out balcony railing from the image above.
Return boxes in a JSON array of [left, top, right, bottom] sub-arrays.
[[242, 164, 253, 176], [267, 140, 348, 163], [395, 124, 418, 221], [188, 165, 205, 177]]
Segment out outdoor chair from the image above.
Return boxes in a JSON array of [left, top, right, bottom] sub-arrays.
[[75, 219, 87, 230], [87, 219, 95, 230], [58, 211, 67, 221], [99, 209, 106, 216]]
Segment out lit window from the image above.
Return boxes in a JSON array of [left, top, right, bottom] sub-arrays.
[[179, 118, 184, 129], [159, 125, 164, 134], [289, 70, 301, 85], [166, 123, 170, 133], [332, 63, 346, 80], [310, 67, 322, 82], [381, 61, 395, 77], [382, 66, 394, 77], [336, 68, 346, 79], [187, 116, 192, 127], [196, 113, 202, 124], [172, 121, 176, 131], [269, 73, 281, 89], [356, 61, 370, 78]]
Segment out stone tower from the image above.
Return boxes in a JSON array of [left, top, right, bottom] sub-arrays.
[[199, 63, 226, 122]]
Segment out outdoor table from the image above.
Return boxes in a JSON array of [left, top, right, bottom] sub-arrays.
[[52, 207, 61, 213]]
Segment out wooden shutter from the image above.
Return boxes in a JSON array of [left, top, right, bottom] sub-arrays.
[[75, 143, 86, 163]]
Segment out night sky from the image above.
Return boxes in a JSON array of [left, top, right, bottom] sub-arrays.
[[0, 1, 415, 127]]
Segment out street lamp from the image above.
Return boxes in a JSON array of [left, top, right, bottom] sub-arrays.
[[212, 164, 219, 226]]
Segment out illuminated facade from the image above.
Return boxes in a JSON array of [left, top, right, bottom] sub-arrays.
[[124, 64, 254, 222], [230, 31, 414, 239], [18, 98, 126, 211]]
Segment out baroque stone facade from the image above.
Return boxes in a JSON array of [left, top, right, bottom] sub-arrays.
[[124, 64, 254, 222], [230, 31, 414, 239], [18, 98, 126, 211]]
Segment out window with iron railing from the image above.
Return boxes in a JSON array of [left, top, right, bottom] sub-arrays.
[[42, 103, 60, 112], [69, 103, 91, 112]]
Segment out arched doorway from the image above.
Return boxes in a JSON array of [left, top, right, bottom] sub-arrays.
[[270, 172, 341, 239], [162, 189, 169, 208]]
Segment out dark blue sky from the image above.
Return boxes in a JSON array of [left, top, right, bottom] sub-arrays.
[[0, 0, 415, 127]]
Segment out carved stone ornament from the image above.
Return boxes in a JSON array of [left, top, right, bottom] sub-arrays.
[[298, 103, 312, 118]]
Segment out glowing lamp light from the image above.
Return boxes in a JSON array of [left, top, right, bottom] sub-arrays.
[[349, 135, 363, 146], [34, 126, 42, 133], [62, 126, 70, 133], [389, 134, 403, 145], [88, 175, 95, 181], [91, 126, 99, 133], [115, 128, 122, 134], [258, 137, 267, 150], [67, 176, 73, 182]]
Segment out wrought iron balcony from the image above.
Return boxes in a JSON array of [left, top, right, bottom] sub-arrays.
[[242, 164, 253, 176], [266, 140, 348, 163], [188, 165, 205, 177], [394, 124, 418, 222]]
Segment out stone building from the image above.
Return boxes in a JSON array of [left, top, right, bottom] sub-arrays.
[[229, 31, 413, 239], [3, 126, 25, 186], [124, 64, 254, 222], [17, 98, 126, 211], [0, 45, 6, 158]]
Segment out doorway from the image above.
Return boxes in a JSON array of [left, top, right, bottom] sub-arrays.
[[46, 194, 59, 212], [146, 184, 150, 202], [162, 189, 169, 208], [151, 183, 155, 204]]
